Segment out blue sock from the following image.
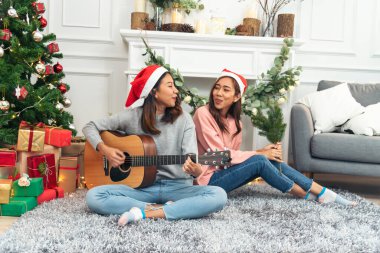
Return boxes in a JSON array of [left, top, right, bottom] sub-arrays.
[[118, 207, 145, 226], [317, 187, 356, 206]]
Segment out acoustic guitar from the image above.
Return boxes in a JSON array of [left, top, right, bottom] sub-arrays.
[[84, 131, 231, 189]]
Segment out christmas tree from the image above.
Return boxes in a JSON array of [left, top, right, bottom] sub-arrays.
[[0, 0, 75, 145]]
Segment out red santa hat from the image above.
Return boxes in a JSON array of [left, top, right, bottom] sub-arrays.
[[218, 69, 248, 94], [125, 65, 168, 108]]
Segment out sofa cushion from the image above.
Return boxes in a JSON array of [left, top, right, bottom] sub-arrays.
[[311, 133, 380, 163], [341, 103, 380, 136], [318, 80, 380, 106], [298, 83, 364, 134]]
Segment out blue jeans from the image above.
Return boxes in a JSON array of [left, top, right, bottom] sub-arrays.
[[86, 179, 227, 220], [209, 155, 313, 193]]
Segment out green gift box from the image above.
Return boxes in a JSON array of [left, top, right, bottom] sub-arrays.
[[13, 178, 43, 197], [0, 196, 37, 216]]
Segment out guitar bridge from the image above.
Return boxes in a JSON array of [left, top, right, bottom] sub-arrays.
[[103, 156, 109, 176]]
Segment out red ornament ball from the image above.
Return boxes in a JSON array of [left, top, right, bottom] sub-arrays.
[[54, 62, 63, 73], [39, 17, 47, 28], [58, 83, 67, 94]]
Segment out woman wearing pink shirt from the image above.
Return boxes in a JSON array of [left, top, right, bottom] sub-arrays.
[[183, 69, 355, 205]]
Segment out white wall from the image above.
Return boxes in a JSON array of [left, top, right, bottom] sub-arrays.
[[45, 0, 380, 153]]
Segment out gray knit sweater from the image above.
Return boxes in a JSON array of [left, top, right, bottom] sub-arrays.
[[82, 107, 197, 181]]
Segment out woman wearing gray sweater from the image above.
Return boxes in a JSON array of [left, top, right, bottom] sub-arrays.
[[83, 65, 227, 226]]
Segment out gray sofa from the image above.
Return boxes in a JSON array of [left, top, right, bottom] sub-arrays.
[[290, 80, 380, 177]]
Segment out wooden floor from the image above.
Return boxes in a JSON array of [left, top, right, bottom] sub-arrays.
[[1, 174, 379, 235]]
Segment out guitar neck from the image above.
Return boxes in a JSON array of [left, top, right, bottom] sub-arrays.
[[130, 155, 194, 167]]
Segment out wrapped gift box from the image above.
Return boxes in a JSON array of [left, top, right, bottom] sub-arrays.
[[17, 126, 45, 152], [0, 179, 12, 204], [0, 197, 37, 216], [62, 141, 85, 178], [27, 154, 57, 189], [54, 186, 64, 198], [0, 29, 11, 41], [0, 149, 17, 167], [37, 186, 64, 204], [17, 144, 61, 175], [33, 3, 45, 14], [47, 42, 59, 54], [13, 177, 43, 197], [45, 127, 72, 147], [58, 157, 78, 193]]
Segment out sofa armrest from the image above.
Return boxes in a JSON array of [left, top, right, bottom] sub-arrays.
[[290, 104, 314, 172]]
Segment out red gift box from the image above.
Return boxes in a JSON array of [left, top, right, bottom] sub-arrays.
[[47, 42, 59, 54], [45, 127, 72, 147], [45, 65, 54, 75], [0, 149, 16, 167], [27, 154, 57, 189], [33, 3, 45, 14], [0, 29, 12, 41], [37, 186, 64, 204], [54, 186, 64, 198]]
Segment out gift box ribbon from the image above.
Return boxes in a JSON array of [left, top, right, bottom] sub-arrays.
[[19, 121, 45, 152], [28, 155, 55, 188], [45, 126, 64, 144]]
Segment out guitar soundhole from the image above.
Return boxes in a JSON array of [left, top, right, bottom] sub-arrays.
[[110, 152, 132, 182]]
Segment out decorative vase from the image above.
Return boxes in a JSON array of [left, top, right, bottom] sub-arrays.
[[261, 13, 275, 37], [153, 6, 164, 30]]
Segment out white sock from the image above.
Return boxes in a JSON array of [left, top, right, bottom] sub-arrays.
[[304, 192, 317, 201], [118, 207, 145, 226], [317, 187, 356, 206]]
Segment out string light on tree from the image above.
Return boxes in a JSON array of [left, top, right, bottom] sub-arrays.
[[0, 45, 4, 57]]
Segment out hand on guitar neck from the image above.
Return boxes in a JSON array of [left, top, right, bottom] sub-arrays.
[[97, 142, 126, 168], [183, 157, 203, 178]]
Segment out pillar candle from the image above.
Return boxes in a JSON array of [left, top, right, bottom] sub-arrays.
[[245, 5, 257, 19], [134, 0, 146, 12], [195, 20, 207, 34], [171, 8, 183, 23]]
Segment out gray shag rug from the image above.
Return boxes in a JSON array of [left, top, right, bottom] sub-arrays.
[[1, 185, 379, 253]]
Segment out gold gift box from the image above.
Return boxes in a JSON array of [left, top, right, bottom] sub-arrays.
[[0, 179, 12, 204], [17, 127, 45, 152]]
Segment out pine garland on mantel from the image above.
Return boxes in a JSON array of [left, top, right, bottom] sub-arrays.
[[141, 37, 302, 143]]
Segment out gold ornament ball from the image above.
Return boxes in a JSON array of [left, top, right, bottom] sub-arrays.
[[35, 62, 46, 74], [56, 103, 64, 111], [8, 6, 18, 18], [0, 98, 10, 111], [69, 123, 76, 130], [32, 31, 43, 42], [62, 97, 72, 108]]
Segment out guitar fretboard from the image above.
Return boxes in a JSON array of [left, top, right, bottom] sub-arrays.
[[130, 155, 195, 167]]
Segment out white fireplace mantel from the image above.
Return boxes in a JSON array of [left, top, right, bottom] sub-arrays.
[[120, 29, 304, 80]]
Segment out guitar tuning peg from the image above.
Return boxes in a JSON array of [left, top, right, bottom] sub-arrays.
[[215, 166, 219, 169], [224, 166, 228, 170], [207, 148, 211, 152]]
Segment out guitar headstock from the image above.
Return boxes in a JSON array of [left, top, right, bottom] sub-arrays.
[[198, 150, 231, 167]]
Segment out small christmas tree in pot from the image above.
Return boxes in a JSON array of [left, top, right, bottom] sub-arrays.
[[242, 38, 302, 172]]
